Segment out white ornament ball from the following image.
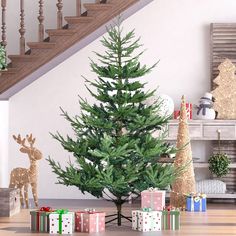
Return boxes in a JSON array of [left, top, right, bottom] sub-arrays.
[[145, 94, 174, 117], [158, 94, 174, 117]]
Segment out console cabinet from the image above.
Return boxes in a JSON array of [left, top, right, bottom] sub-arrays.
[[162, 119, 236, 199]]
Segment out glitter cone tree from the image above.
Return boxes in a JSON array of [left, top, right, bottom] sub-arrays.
[[212, 59, 236, 119], [48, 20, 179, 226], [170, 96, 196, 208]]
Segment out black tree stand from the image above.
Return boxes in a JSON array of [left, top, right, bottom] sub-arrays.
[[105, 202, 132, 226]]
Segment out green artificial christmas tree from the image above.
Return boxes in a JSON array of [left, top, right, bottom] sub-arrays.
[[48, 20, 178, 226], [0, 43, 7, 70]]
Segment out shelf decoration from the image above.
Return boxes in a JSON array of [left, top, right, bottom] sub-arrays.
[[208, 129, 230, 178], [174, 103, 192, 120], [170, 96, 196, 208], [186, 193, 207, 212], [211, 58, 236, 119], [195, 92, 216, 120]]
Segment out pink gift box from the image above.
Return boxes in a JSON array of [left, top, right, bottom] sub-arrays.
[[141, 189, 165, 211], [75, 211, 105, 233]]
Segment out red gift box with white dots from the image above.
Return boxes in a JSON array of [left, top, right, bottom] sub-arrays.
[[75, 211, 105, 233], [132, 210, 162, 232]]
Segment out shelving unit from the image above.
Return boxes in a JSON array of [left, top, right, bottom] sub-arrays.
[[161, 119, 236, 199]]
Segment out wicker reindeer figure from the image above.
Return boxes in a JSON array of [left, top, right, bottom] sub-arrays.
[[9, 134, 42, 208]]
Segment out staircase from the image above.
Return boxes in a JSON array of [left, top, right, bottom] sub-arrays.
[[0, 0, 153, 100]]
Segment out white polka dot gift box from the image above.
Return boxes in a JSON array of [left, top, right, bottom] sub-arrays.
[[49, 209, 74, 234], [132, 208, 162, 232], [75, 209, 105, 233], [141, 188, 165, 211]]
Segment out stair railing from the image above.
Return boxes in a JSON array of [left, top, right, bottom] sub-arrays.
[[0, 0, 107, 56]]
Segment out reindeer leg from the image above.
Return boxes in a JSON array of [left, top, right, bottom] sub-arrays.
[[31, 183, 38, 208], [19, 185, 24, 207], [24, 184, 29, 208]]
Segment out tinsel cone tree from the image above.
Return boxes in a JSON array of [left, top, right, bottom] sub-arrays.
[[170, 96, 196, 208], [211, 58, 236, 119], [48, 20, 178, 226]]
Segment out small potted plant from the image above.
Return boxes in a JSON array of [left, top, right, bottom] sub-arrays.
[[208, 153, 230, 178]]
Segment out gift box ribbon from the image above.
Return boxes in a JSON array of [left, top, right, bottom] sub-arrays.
[[52, 209, 69, 234]]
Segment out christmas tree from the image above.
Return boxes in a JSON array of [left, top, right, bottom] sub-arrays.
[[170, 96, 196, 208], [211, 58, 236, 119], [0, 43, 7, 70], [48, 20, 178, 225]]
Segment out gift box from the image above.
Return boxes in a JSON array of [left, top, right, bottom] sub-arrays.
[[49, 209, 74, 234], [132, 209, 162, 232], [141, 188, 165, 211], [162, 208, 180, 230], [30, 207, 53, 232], [174, 103, 192, 119], [186, 194, 207, 212], [75, 209, 105, 233]]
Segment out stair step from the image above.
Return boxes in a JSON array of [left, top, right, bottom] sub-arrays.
[[8, 55, 38, 62], [45, 29, 77, 36], [64, 16, 94, 24], [27, 42, 56, 49], [83, 3, 113, 11]]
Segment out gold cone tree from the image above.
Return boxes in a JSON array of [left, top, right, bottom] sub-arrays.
[[170, 96, 196, 208], [211, 59, 236, 119]]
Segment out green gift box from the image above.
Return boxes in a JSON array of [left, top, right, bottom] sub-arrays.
[[162, 209, 180, 230], [30, 207, 53, 232]]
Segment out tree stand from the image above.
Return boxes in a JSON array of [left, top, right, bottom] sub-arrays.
[[105, 203, 132, 226]]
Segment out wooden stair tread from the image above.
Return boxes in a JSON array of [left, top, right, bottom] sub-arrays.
[[0, 68, 17, 74], [64, 16, 94, 24], [27, 42, 56, 49], [83, 3, 113, 11], [45, 29, 77, 36], [8, 55, 38, 62]]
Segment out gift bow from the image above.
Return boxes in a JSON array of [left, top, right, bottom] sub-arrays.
[[56, 209, 69, 214], [84, 208, 96, 214], [188, 193, 207, 199], [142, 207, 152, 212], [39, 206, 52, 212], [148, 187, 159, 192]]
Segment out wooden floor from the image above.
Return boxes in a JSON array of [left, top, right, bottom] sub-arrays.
[[0, 200, 236, 235]]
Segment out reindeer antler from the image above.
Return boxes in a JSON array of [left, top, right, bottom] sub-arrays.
[[13, 134, 27, 147], [26, 134, 36, 148]]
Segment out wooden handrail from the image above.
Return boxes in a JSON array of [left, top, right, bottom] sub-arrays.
[[56, 0, 63, 29], [19, 0, 25, 54], [38, 0, 44, 42]]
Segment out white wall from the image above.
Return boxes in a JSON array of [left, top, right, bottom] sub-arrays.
[[8, 0, 236, 199], [0, 101, 9, 187]]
